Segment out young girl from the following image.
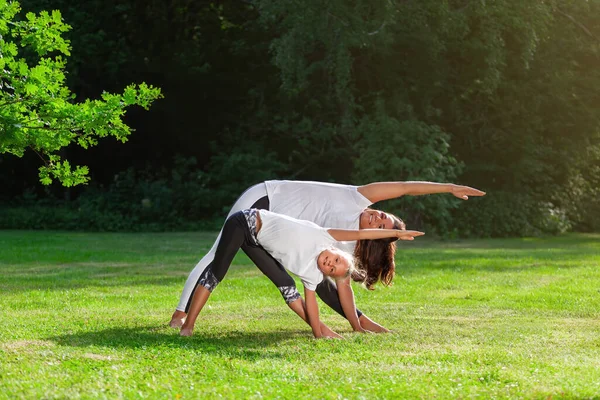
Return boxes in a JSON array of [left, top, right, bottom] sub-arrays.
[[180, 208, 424, 338], [172, 180, 483, 332]]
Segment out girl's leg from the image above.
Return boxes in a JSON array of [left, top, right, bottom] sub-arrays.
[[315, 280, 389, 332], [241, 245, 301, 305], [241, 244, 339, 337], [180, 211, 256, 336], [170, 183, 268, 327]]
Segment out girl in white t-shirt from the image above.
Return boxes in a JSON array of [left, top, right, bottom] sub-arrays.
[[171, 180, 484, 332], [180, 208, 424, 338]]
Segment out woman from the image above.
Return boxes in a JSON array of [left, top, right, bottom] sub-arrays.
[[180, 208, 424, 337], [171, 180, 485, 331]]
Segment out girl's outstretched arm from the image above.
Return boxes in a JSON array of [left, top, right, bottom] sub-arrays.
[[336, 277, 364, 332], [304, 287, 323, 338], [357, 181, 486, 203], [327, 228, 424, 242]]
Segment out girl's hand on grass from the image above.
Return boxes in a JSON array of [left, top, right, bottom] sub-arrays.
[[323, 332, 344, 339], [321, 324, 343, 339], [320, 330, 343, 339], [358, 328, 375, 334], [180, 327, 193, 337]]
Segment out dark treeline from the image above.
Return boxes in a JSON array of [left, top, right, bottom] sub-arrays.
[[1, 0, 599, 236]]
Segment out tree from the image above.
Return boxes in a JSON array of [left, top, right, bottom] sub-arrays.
[[0, 0, 161, 186], [257, 0, 600, 235]]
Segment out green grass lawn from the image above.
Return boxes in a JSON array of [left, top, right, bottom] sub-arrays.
[[1, 231, 599, 399]]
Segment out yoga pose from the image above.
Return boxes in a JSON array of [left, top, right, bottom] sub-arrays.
[[171, 180, 485, 331], [179, 208, 424, 337]]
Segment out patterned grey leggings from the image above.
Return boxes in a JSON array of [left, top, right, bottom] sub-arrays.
[[193, 209, 301, 304]]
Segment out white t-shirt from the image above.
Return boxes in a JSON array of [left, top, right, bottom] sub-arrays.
[[256, 210, 337, 291], [264, 180, 372, 253]]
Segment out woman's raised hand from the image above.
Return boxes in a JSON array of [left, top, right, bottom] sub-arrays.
[[396, 230, 425, 240], [450, 184, 486, 200]]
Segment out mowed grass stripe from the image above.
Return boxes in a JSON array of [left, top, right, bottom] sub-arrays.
[[0, 231, 599, 399]]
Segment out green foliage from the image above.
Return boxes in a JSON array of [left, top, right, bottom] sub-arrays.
[[0, 0, 162, 186], [563, 169, 600, 232], [2, 0, 600, 236], [256, 0, 600, 236], [452, 192, 572, 238], [352, 107, 462, 232], [205, 140, 284, 215], [0, 157, 221, 231]]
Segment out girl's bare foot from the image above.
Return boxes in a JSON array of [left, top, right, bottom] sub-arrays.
[[169, 310, 187, 328]]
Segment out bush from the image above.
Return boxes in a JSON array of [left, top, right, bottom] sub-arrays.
[[352, 112, 463, 235], [452, 192, 571, 238], [0, 157, 221, 231]]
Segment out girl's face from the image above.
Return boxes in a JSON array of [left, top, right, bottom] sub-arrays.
[[359, 209, 396, 230], [317, 249, 350, 279]]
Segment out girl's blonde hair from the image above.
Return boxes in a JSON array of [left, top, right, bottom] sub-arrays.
[[334, 249, 358, 281]]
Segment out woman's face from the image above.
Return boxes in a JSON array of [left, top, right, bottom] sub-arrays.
[[359, 209, 396, 230], [317, 249, 350, 279]]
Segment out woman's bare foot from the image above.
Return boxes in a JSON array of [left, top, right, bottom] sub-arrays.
[[169, 310, 187, 328]]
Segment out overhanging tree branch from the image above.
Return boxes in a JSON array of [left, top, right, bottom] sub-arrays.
[[0, 97, 30, 108], [555, 7, 600, 42], [28, 145, 49, 165], [367, 21, 386, 36]]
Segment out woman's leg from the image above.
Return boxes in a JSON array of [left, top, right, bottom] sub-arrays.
[[170, 183, 268, 327], [315, 279, 362, 319], [315, 280, 389, 332], [180, 211, 256, 336]]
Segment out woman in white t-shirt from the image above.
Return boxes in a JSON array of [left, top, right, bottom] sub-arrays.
[[171, 180, 485, 332], [179, 208, 424, 338]]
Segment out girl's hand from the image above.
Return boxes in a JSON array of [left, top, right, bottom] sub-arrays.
[[450, 184, 486, 200], [396, 230, 425, 240], [353, 327, 374, 334], [321, 331, 344, 340], [321, 325, 343, 339]]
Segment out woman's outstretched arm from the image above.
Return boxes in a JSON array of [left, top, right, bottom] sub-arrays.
[[357, 181, 486, 203], [327, 228, 424, 242]]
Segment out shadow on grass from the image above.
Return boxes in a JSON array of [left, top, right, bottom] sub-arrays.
[[48, 325, 308, 360]]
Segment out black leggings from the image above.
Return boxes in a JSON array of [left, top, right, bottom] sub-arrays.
[[188, 197, 363, 320]]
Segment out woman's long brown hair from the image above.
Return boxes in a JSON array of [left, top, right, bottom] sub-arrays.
[[352, 212, 405, 290]]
